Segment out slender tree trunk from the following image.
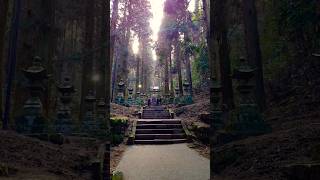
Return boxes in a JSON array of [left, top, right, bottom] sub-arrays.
[[175, 40, 183, 96], [0, 0, 9, 127], [242, 0, 266, 111], [110, 0, 119, 101], [164, 49, 169, 95], [135, 56, 140, 96], [110, 0, 119, 68], [169, 45, 174, 96], [80, 0, 95, 121], [214, 0, 234, 108], [184, 31, 193, 96]]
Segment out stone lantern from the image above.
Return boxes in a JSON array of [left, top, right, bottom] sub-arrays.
[[183, 81, 191, 95], [234, 57, 255, 105], [55, 76, 76, 134], [174, 87, 181, 104], [16, 56, 49, 133], [127, 87, 134, 105], [115, 79, 125, 105], [135, 91, 143, 106], [182, 80, 193, 105], [233, 57, 269, 135]]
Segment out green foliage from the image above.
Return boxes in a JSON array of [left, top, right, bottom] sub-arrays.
[[112, 171, 124, 180], [191, 42, 209, 88], [110, 116, 128, 145]]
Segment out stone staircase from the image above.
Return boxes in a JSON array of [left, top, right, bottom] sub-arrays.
[[134, 106, 187, 144]]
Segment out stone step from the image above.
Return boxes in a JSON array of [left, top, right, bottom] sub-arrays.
[[135, 133, 185, 140], [143, 109, 167, 112], [137, 119, 181, 124], [136, 124, 182, 129], [142, 116, 171, 119], [136, 128, 184, 134], [134, 139, 187, 144], [142, 110, 169, 113]]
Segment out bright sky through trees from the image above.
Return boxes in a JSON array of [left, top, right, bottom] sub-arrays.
[[132, 0, 195, 61]]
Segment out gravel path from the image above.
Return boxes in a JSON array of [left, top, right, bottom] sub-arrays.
[[115, 143, 210, 180]]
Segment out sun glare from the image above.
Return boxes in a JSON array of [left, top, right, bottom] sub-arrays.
[[132, 0, 195, 61]]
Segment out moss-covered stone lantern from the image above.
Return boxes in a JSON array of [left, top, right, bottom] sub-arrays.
[[232, 57, 270, 136], [16, 56, 49, 133], [115, 79, 125, 105]]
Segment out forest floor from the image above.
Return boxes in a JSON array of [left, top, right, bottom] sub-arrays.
[[173, 91, 210, 159], [0, 131, 102, 180], [213, 58, 320, 179]]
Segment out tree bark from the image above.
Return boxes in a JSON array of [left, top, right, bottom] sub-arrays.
[[110, 0, 119, 68], [135, 56, 140, 96], [242, 0, 266, 111], [80, 0, 95, 121], [0, 0, 9, 128], [175, 40, 183, 96], [96, 0, 109, 100], [3, 0, 22, 129], [169, 45, 174, 96], [164, 49, 169, 95], [213, 0, 234, 108], [184, 31, 193, 96]]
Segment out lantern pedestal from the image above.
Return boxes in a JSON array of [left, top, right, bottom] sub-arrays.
[[55, 76, 75, 135], [81, 91, 98, 135]]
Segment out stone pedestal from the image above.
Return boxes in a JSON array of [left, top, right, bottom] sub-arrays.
[[211, 80, 223, 131], [55, 76, 75, 135], [82, 91, 98, 134]]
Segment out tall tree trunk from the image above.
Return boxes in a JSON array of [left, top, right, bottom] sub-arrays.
[[169, 45, 174, 96], [110, 0, 119, 101], [0, 0, 9, 128], [110, 0, 119, 68], [202, 0, 209, 40], [214, 0, 234, 108], [96, 0, 109, 99], [175, 40, 183, 96], [242, 0, 266, 111], [184, 31, 193, 96], [164, 49, 169, 95], [80, 0, 95, 121], [135, 56, 140, 96], [3, 0, 22, 129]]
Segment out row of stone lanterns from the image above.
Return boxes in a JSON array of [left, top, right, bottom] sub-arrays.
[[115, 79, 146, 106], [16, 56, 108, 136]]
